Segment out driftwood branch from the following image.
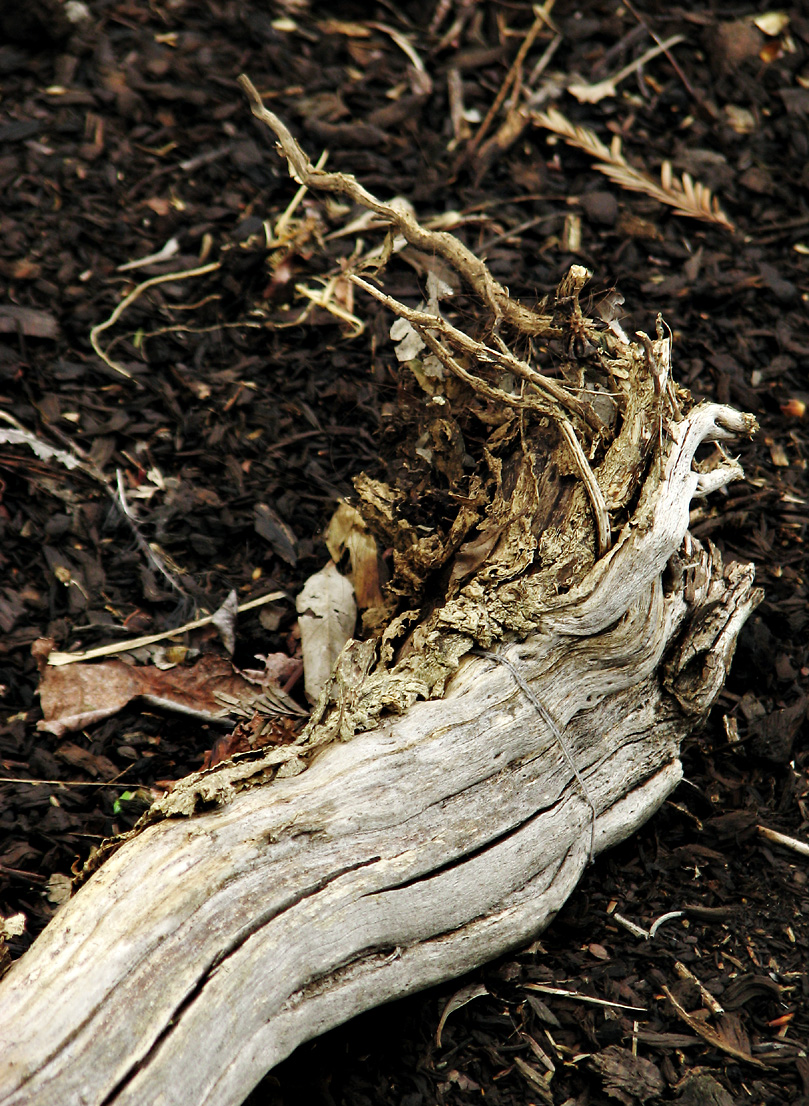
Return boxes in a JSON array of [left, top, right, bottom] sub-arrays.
[[0, 83, 761, 1106]]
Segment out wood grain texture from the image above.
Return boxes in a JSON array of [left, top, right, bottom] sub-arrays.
[[0, 530, 758, 1105]]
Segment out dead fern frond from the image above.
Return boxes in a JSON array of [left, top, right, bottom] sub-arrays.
[[532, 108, 734, 232]]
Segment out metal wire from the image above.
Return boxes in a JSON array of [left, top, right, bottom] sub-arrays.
[[472, 648, 596, 863]]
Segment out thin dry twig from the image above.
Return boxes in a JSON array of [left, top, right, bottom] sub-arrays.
[[622, 0, 717, 121], [525, 984, 647, 1015], [557, 419, 611, 555], [1, 414, 198, 611], [465, 7, 548, 159], [350, 276, 571, 416], [90, 261, 221, 379], [240, 78, 614, 555], [757, 824, 809, 858], [674, 960, 724, 1015], [238, 74, 554, 335], [662, 986, 767, 1068], [647, 909, 685, 937], [47, 592, 288, 666], [532, 107, 734, 231], [272, 149, 328, 242], [612, 912, 650, 939], [115, 469, 188, 598], [567, 35, 684, 104], [0, 777, 138, 788], [368, 23, 432, 96]]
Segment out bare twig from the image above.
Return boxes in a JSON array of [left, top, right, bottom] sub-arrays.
[[115, 469, 188, 598], [525, 984, 647, 1015], [47, 592, 288, 666], [622, 0, 718, 121], [349, 276, 610, 551], [272, 149, 328, 242], [368, 23, 432, 95], [567, 35, 684, 104], [757, 825, 809, 858], [1, 416, 196, 613], [674, 961, 724, 1015], [612, 911, 650, 939], [349, 275, 576, 415], [238, 74, 554, 335], [465, 8, 548, 159], [647, 910, 685, 937], [117, 237, 180, 272], [557, 419, 611, 555], [662, 986, 767, 1068], [240, 81, 617, 562], [0, 777, 138, 788]]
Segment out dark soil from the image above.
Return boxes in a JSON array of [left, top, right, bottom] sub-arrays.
[[1, 2, 807, 1104]]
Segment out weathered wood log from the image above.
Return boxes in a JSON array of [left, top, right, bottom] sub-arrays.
[[0, 408, 759, 1106], [0, 91, 762, 1106]]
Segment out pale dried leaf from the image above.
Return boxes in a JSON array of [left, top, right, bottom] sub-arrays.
[[46, 873, 73, 907], [296, 561, 357, 703], [435, 982, 488, 1047], [0, 428, 82, 470], [753, 11, 789, 35], [0, 913, 25, 940], [55, 742, 119, 778], [211, 589, 239, 655], [391, 318, 426, 361]]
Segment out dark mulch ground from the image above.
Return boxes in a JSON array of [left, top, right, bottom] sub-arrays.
[[1, 2, 808, 1104]]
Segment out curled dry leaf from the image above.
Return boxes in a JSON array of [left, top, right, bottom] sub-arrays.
[[325, 501, 383, 609], [435, 982, 489, 1047]]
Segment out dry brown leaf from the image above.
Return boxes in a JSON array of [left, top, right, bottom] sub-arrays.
[[532, 108, 734, 231], [36, 652, 294, 737], [325, 502, 384, 609], [435, 983, 489, 1048], [55, 743, 118, 779]]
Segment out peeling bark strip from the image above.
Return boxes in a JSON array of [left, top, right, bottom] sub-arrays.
[[0, 87, 761, 1106]]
